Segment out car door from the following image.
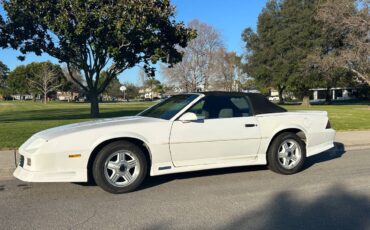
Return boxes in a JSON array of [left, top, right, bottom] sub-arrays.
[[169, 94, 261, 167]]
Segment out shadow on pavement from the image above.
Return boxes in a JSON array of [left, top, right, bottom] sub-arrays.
[[221, 185, 370, 230], [303, 142, 346, 170], [139, 164, 267, 191]]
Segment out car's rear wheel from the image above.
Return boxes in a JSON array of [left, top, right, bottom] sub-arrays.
[[92, 141, 147, 194], [267, 132, 306, 174]]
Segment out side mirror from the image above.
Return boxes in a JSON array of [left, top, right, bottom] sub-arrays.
[[179, 112, 198, 122]]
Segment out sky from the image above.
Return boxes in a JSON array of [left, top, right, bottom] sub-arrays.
[[0, 0, 267, 84]]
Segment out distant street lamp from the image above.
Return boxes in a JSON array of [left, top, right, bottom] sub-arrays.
[[120, 85, 127, 101]]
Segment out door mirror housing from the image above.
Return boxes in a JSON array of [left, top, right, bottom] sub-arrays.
[[179, 112, 198, 122]]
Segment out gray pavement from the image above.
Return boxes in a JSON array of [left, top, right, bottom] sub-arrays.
[[0, 146, 369, 229]]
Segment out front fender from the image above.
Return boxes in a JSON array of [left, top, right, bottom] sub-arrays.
[[89, 132, 151, 155]]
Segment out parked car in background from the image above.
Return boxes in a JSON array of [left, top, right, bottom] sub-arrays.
[[268, 96, 280, 101]]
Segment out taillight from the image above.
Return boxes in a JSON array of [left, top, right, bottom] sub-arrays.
[[326, 120, 331, 129]]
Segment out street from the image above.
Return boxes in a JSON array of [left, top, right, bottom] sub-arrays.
[[1, 145, 369, 230]]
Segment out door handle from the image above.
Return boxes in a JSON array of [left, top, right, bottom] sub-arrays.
[[245, 124, 257, 127]]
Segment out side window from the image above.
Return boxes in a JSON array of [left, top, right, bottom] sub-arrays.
[[186, 95, 251, 120], [230, 96, 251, 117], [187, 99, 207, 119], [215, 96, 251, 119]]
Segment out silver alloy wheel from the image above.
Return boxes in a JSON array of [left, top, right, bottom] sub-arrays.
[[277, 139, 302, 170], [104, 150, 141, 187]]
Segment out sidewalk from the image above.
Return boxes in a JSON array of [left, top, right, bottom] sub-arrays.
[[1, 130, 370, 180], [335, 130, 370, 150], [0, 150, 17, 180]]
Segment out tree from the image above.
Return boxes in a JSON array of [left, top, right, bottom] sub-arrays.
[[242, 78, 257, 90], [105, 77, 122, 99], [243, 0, 323, 106], [98, 71, 122, 100], [61, 67, 84, 94], [162, 19, 223, 92], [1, 0, 195, 117], [213, 49, 242, 91], [0, 61, 9, 97], [124, 83, 140, 101], [5, 62, 65, 102], [0, 61, 8, 80], [314, 0, 370, 84], [28, 62, 64, 104], [280, 0, 324, 107], [144, 78, 163, 100], [6, 65, 29, 99], [243, 1, 289, 104]]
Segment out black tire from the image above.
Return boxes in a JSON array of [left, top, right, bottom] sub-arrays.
[[92, 141, 147, 194], [267, 132, 306, 175]]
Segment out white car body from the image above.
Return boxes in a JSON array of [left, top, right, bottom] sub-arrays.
[[14, 93, 335, 183]]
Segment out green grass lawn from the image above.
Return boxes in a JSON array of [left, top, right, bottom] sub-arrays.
[[0, 100, 369, 149], [282, 104, 370, 131], [0, 101, 154, 149]]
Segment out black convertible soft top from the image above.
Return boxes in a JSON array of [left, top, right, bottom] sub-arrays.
[[201, 92, 287, 115], [246, 93, 287, 115]]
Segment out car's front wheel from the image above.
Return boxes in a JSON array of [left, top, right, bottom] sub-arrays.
[[92, 141, 147, 194], [267, 132, 306, 174]]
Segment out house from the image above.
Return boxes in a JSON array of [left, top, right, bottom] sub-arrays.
[[139, 88, 162, 100], [268, 87, 364, 102], [11, 94, 38, 100], [56, 91, 79, 101], [310, 87, 359, 102], [268, 88, 296, 101]]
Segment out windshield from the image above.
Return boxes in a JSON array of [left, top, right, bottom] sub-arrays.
[[138, 94, 199, 120]]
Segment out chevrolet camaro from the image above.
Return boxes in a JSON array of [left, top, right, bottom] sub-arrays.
[[14, 92, 335, 193]]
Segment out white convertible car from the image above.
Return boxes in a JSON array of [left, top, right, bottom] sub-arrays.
[[14, 92, 335, 193]]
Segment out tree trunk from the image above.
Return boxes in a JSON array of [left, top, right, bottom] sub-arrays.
[[278, 87, 284, 104], [151, 82, 153, 101], [325, 87, 332, 105], [89, 91, 100, 118], [204, 76, 208, 92], [43, 93, 47, 104], [301, 95, 311, 107]]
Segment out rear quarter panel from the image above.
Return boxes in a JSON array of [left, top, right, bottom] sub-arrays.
[[256, 111, 335, 158]]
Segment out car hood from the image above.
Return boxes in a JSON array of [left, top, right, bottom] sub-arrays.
[[34, 116, 160, 140]]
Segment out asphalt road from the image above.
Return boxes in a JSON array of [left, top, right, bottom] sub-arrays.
[[1, 146, 370, 230]]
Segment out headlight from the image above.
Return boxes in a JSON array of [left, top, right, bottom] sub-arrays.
[[24, 138, 46, 153]]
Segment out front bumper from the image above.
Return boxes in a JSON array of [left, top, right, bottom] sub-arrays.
[[13, 148, 88, 183], [13, 166, 84, 182]]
